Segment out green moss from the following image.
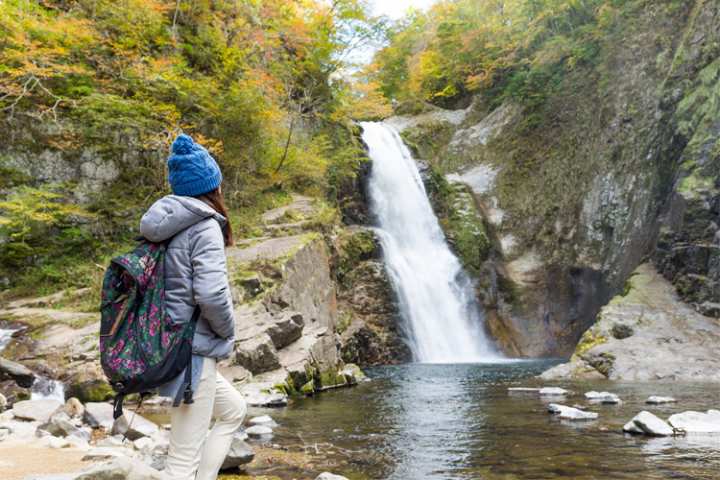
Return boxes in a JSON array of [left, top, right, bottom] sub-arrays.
[[573, 327, 608, 358], [336, 229, 379, 285], [66, 380, 114, 403], [400, 121, 454, 163], [425, 170, 491, 277], [300, 379, 315, 396]]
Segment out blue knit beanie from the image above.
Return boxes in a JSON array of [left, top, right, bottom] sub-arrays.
[[167, 134, 222, 196]]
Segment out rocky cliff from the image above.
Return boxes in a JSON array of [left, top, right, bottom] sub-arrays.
[[390, 1, 720, 363]]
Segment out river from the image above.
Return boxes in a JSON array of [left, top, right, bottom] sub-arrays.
[[253, 361, 720, 480]]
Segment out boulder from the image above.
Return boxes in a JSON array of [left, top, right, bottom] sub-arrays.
[[316, 473, 350, 480], [45, 435, 70, 449], [0, 357, 35, 388], [82, 447, 133, 461], [266, 313, 304, 349], [133, 437, 155, 452], [220, 433, 255, 470], [340, 363, 366, 384], [628, 411, 674, 436], [84, 402, 115, 430], [547, 404, 598, 421], [63, 397, 85, 418], [245, 425, 273, 438], [584, 391, 621, 404], [40, 411, 90, 440], [0, 393, 6, 412], [111, 412, 159, 440], [74, 457, 164, 480], [235, 334, 281, 374], [508, 387, 540, 392], [623, 420, 644, 434], [668, 410, 720, 434], [248, 415, 276, 427], [539, 387, 568, 396], [646, 396, 677, 404], [11, 399, 63, 423]]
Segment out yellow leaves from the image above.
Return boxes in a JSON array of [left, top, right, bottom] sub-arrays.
[[331, 79, 392, 122]]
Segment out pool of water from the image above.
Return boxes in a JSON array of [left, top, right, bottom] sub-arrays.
[[256, 361, 720, 480]]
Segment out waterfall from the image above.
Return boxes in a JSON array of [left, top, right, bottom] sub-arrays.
[[361, 122, 500, 363]]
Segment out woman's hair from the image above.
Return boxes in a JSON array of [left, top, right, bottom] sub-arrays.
[[196, 187, 234, 247]]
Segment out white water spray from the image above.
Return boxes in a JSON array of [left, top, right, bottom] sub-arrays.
[[361, 122, 499, 363], [0, 328, 17, 353]]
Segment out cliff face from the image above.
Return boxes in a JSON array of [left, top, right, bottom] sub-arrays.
[[393, 1, 720, 359]]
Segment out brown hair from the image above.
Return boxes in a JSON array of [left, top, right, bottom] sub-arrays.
[[196, 187, 234, 247]]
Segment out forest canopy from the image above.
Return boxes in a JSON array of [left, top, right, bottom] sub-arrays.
[[366, 0, 631, 109], [0, 0, 389, 293]]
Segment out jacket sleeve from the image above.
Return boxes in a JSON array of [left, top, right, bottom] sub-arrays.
[[189, 219, 235, 339]]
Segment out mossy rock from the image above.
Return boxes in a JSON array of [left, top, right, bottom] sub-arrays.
[[573, 327, 608, 358], [65, 379, 114, 403], [335, 228, 380, 284], [300, 379, 315, 396], [400, 121, 454, 163]]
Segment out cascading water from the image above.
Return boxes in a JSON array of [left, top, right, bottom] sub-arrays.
[[1, 326, 65, 401], [0, 327, 17, 353], [361, 121, 500, 363]]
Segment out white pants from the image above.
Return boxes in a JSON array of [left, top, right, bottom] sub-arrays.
[[165, 358, 247, 480]]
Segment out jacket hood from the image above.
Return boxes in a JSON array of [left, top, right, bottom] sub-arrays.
[[140, 195, 226, 242]]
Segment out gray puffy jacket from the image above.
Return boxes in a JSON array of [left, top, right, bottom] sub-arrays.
[[140, 195, 235, 360]]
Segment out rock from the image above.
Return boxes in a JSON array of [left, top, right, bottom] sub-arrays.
[[610, 323, 634, 339], [541, 264, 720, 382], [0, 357, 36, 388], [40, 411, 90, 440], [66, 434, 91, 450], [0, 393, 6, 412], [668, 410, 720, 434], [315, 473, 350, 480], [82, 447, 132, 461], [95, 436, 126, 448], [133, 437, 155, 452], [234, 334, 281, 374], [243, 389, 288, 408], [245, 425, 273, 438], [266, 313, 304, 349], [220, 433, 255, 470], [0, 427, 9, 441], [646, 396, 677, 404], [11, 399, 63, 422], [74, 457, 163, 480], [547, 404, 598, 421], [48, 436, 70, 449], [585, 391, 621, 404], [623, 420, 644, 434], [508, 387, 540, 392], [65, 366, 114, 403], [63, 398, 85, 418], [340, 363, 366, 384], [539, 387, 569, 396], [248, 415, 276, 427], [84, 402, 115, 430], [111, 411, 159, 440], [628, 411, 674, 436]]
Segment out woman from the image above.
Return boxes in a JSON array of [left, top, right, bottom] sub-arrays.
[[140, 133, 246, 480]]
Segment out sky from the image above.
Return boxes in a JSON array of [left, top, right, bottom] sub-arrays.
[[345, 0, 436, 67], [370, 0, 437, 19]]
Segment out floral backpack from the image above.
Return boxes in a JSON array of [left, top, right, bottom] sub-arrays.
[[99, 240, 198, 419]]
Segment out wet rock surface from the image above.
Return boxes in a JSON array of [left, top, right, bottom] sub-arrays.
[[541, 263, 720, 382]]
